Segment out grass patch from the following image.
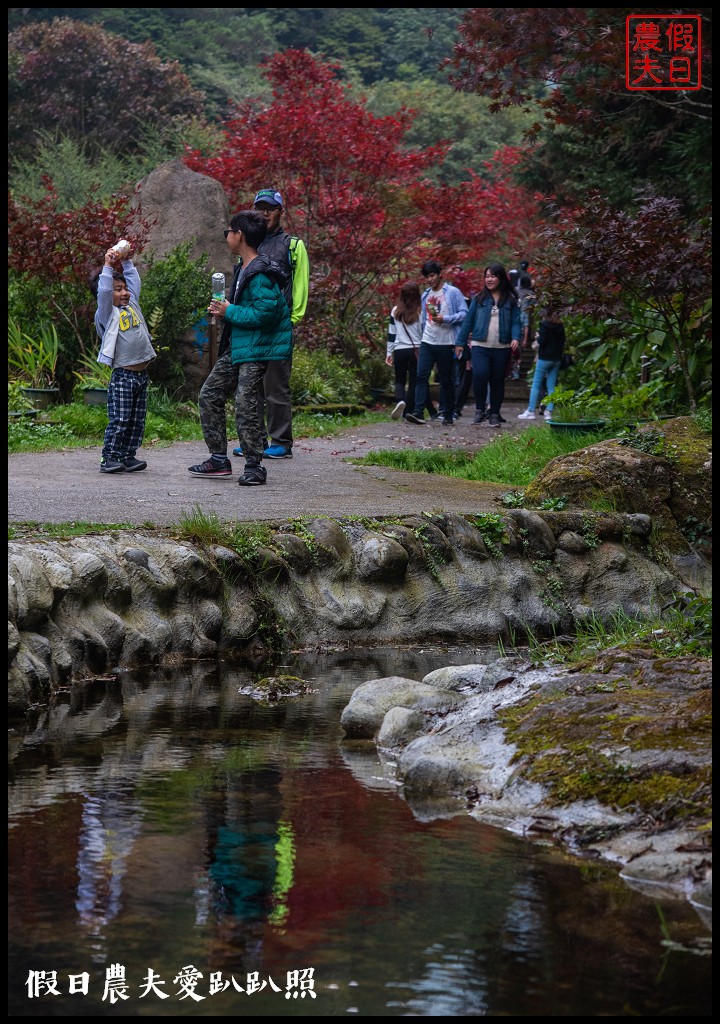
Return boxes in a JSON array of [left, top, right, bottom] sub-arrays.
[[292, 408, 387, 437], [9, 520, 141, 540], [352, 423, 615, 486], [8, 395, 388, 453], [529, 595, 712, 663], [174, 506, 279, 570]]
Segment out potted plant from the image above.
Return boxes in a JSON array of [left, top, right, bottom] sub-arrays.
[[9, 318, 61, 408], [359, 347, 392, 402], [545, 385, 607, 432], [8, 380, 38, 420], [72, 351, 113, 405]]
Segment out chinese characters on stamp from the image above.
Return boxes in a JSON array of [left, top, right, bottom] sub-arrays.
[[626, 14, 701, 90]]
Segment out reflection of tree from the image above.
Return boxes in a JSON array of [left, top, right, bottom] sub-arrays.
[[8, 653, 712, 1017]]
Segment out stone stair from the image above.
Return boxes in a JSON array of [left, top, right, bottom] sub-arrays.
[[504, 347, 535, 402]]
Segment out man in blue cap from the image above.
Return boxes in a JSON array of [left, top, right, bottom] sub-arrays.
[[232, 189, 310, 460]]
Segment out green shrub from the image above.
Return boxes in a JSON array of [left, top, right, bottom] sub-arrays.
[[140, 243, 210, 396], [290, 347, 366, 405]]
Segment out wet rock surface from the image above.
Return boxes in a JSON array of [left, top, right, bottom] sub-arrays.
[[340, 651, 712, 909]]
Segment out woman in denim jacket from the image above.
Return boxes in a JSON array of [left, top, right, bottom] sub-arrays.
[[456, 264, 521, 427]]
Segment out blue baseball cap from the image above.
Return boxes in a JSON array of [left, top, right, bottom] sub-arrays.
[[253, 189, 283, 207]]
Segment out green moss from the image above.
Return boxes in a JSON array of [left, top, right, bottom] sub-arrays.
[[521, 750, 710, 822], [499, 676, 712, 828]]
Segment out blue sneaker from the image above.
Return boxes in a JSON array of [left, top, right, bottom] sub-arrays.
[[264, 445, 292, 459], [232, 446, 243, 457]]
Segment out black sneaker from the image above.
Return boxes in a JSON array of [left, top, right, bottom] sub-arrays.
[[238, 464, 267, 486], [488, 413, 501, 427], [405, 413, 426, 425], [100, 457, 126, 473], [123, 456, 147, 472], [441, 417, 454, 426], [188, 457, 232, 477], [472, 409, 486, 424]]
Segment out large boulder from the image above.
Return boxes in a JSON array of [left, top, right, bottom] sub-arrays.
[[133, 160, 232, 277], [131, 160, 233, 396]]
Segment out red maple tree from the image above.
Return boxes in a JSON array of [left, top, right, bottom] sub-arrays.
[[185, 50, 543, 351], [8, 178, 152, 361]]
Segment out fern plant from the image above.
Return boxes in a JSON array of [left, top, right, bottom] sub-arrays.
[[9, 318, 61, 388]]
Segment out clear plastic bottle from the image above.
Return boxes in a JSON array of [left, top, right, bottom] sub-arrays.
[[211, 273, 226, 301]]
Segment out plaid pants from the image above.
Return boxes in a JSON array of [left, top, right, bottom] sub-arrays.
[[102, 367, 149, 460]]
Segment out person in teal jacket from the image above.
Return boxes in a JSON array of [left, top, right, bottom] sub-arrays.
[[189, 210, 291, 486]]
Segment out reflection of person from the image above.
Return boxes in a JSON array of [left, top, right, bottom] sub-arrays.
[[386, 282, 422, 420], [76, 792, 143, 940], [456, 263, 521, 428], [188, 210, 292, 486], [518, 304, 566, 421], [405, 261, 468, 426], [90, 246, 156, 474], [231, 189, 310, 461]]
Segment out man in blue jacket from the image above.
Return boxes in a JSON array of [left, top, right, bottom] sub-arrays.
[[405, 261, 468, 426]]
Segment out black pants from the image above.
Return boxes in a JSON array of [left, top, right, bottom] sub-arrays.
[[392, 348, 417, 413]]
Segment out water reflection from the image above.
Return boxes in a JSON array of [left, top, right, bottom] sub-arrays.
[[8, 647, 712, 1017]]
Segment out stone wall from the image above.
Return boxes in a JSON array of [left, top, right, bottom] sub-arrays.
[[8, 511, 709, 713]]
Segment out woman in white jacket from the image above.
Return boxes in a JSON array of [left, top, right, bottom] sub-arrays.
[[386, 281, 428, 420]]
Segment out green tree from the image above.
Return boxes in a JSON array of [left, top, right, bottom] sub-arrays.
[[140, 243, 210, 394], [367, 79, 539, 185]]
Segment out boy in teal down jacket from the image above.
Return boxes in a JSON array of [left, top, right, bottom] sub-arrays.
[[194, 209, 292, 486]]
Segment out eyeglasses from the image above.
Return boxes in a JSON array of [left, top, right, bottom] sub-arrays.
[[223, 229, 236, 239]]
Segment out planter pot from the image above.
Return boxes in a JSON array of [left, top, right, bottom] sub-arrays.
[[20, 387, 60, 410], [368, 387, 392, 403], [83, 387, 109, 406], [8, 409, 38, 420], [549, 420, 606, 433]]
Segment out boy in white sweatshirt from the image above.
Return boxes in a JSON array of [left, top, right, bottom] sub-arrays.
[[90, 246, 156, 473]]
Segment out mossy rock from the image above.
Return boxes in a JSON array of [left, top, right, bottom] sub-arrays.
[[296, 403, 367, 415], [238, 675, 312, 701], [525, 417, 711, 556]]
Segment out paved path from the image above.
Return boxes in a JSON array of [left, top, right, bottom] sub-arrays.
[[8, 401, 533, 527]]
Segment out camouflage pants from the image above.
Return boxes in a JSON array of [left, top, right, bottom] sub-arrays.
[[198, 352, 267, 464]]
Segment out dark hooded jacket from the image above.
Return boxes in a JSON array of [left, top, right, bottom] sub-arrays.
[[536, 318, 566, 361], [218, 254, 291, 363]]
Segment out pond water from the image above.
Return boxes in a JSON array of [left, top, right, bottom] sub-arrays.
[[8, 646, 711, 1017]]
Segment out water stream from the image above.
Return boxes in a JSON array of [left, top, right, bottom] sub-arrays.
[[8, 646, 711, 1016]]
